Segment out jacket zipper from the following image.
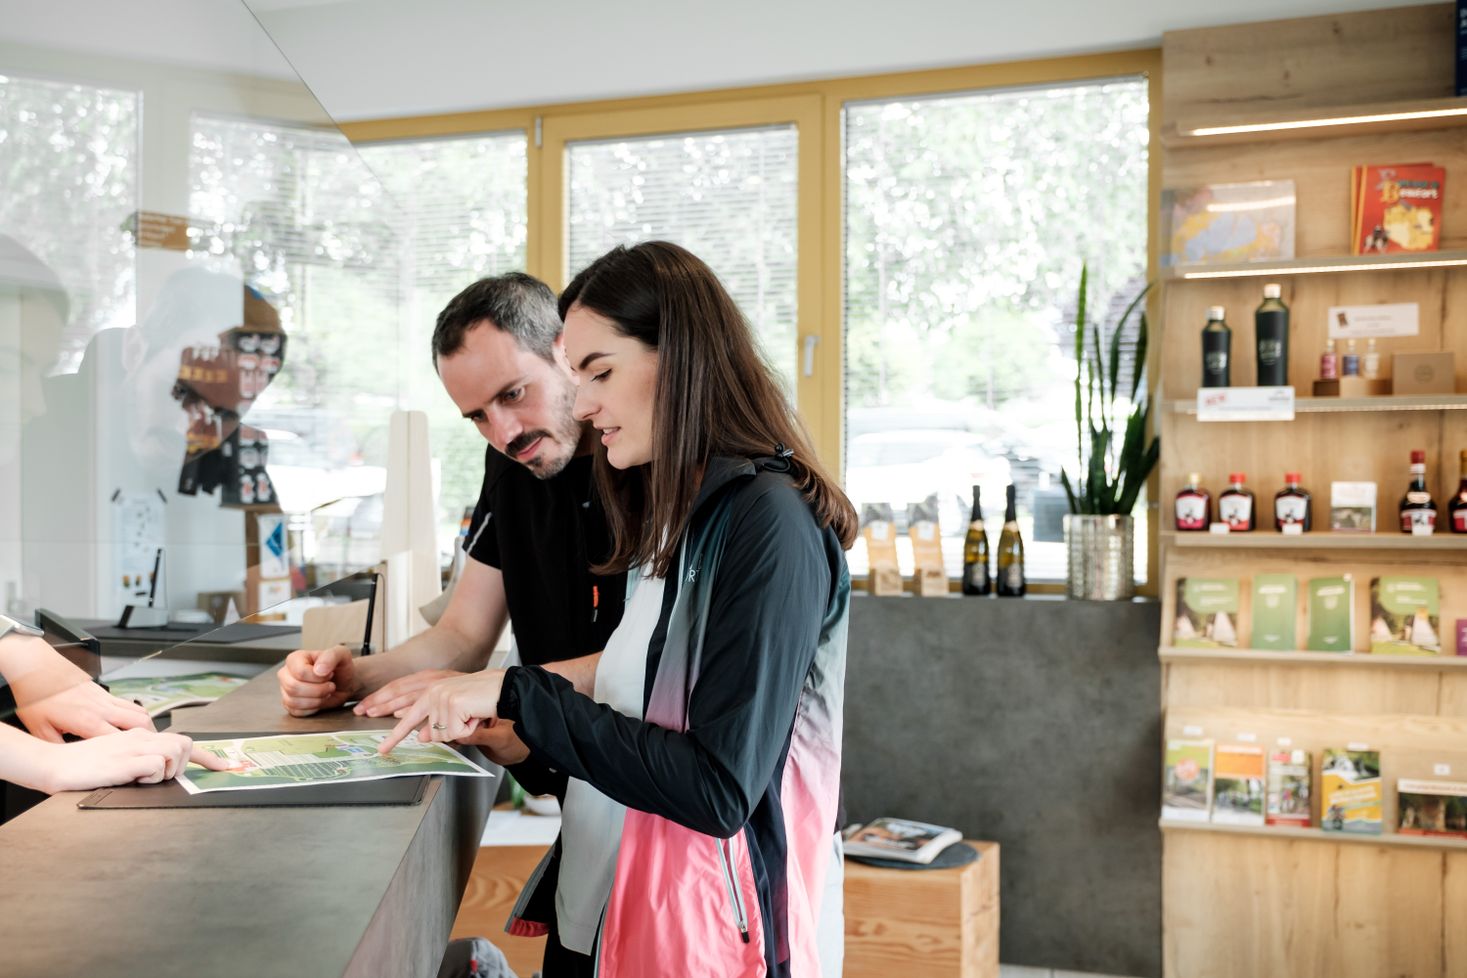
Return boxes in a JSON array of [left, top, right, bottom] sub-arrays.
[[715, 837, 751, 944]]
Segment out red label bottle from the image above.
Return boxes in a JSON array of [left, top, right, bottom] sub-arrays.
[[1399, 449, 1438, 535], [1218, 473, 1255, 531], [1175, 472, 1210, 531], [1274, 472, 1312, 531]]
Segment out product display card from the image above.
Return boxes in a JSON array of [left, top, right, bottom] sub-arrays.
[[1251, 575, 1298, 651], [1173, 578, 1241, 648], [1163, 739, 1215, 822], [1306, 576, 1355, 653], [1369, 576, 1442, 655], [1327, 302, 1420, 339]]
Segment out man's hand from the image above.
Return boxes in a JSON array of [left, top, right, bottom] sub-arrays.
[[378, 669, 508, 754], [277, 645, 361, 717], [354, 669, 465, 718], [38, 728, 238, 794], [15, 674, 154, 742], [455, 719, 531, 767]]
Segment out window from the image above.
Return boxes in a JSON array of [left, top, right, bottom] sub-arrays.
[[842, 77, 1150, 582], [566, 126, 799, 391]]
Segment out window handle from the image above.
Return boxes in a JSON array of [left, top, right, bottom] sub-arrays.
[[802, 335, 819, 378]]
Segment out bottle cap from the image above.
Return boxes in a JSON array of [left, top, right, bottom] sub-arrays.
[[1262, 284, 1281, 299], [1285, 472, 1301, 483], [1366, 337, 1378, 349], [1207, 306, 1226, 321], [1411, 450, 1426, 464], [1229, 472, 1246, 484], [1187, 471, 1202, 486], [1324, 338, 1335, 350]]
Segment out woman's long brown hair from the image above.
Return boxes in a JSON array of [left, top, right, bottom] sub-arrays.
[[560, 241, 857, 578]]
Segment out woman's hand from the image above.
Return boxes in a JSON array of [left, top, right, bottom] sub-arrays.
[[37, 728, 237, 793], [377, 669, 507, 754], [7, 641, 155, 741]]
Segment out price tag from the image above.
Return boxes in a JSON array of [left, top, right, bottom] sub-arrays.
[[916, 522, 936, 542], [1347, 742, 1370, 752], [1282, 524, 1303, 536], [1277, 736, 1293, 747], [1209, 523, 1231, 535], [1435, 763, 1452, 776], [1196, 386, 1296, 423], [1237, 732, 1258, 743], [1183, 725, 1203, 737]]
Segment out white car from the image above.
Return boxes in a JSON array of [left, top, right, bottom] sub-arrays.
[[845, 429, 1012, 534]]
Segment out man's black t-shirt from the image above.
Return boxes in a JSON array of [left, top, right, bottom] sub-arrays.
[[464, 447, 626, 666]]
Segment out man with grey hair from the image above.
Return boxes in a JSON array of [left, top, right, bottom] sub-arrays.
[[277, 271, 625, 719]]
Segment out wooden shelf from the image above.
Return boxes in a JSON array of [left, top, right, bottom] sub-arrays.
[[1159, 818, 1467, 851], [1166, 393, 1467, 415], [1164, 95, 1467, 147], [1160, 646, 1467, 669], [1160, 530, 1467, 551], [1162, 249, 1467, 281]]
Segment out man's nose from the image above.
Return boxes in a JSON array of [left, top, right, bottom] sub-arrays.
[[488, 409, 522, 451]]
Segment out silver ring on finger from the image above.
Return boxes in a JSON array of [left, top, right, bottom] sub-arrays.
[[431, 722, 447, 731]]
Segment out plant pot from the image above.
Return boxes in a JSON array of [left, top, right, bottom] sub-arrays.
[[1064, 514, 1135, 601]]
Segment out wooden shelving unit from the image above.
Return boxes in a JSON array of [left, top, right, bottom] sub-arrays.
[[1162, 248, 1467, 281], [1156, 7, 1467, 976], [1159, 646, 1467, 669], [1159, 818, 1467, 851], [1160, 530, 1467, 551]]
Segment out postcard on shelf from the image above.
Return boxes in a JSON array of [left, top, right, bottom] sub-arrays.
[[1320, 748, 1382, 834], [1398, 779, 1467, 838], [1329, 482, 1377, 532], [1163, 739, 1215, 822], [1327, 302, 1420, 340], [842, 817, 962, 864], [1369, 577, 1441, 655], [1251, 574, 1298, 651], [1267, 748, 1313, 827], [1160, 180, 1296, 267], [1352, 163, 1444, 255], [1306, 575, 1355, 653], [1212, 744, 1266, 826], [1173, 578, 1240, 648]]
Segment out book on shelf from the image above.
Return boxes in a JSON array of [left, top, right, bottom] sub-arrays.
[[1163, 738, 1214, 822], [1369, 576, 1442, 655], [1398, 779, 1467, 839], [842, 817, 962, 864], [1250, 574, 1298, 651], [1266, 748, 1313, 827], [1160, 180, 1296, 267], [1321, 748, 1383, 835], [1212, 744, 1266, 826], [1351, 163, 1444, 255], [1172, 578, 1240, 648], [1329, 482, 1377, 533], [1306, 575, 1355, 653]]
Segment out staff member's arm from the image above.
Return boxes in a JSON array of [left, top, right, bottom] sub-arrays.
[[278, 557, 509, 717]]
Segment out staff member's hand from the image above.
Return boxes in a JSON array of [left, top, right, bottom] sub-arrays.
[[40, 728, 238, 793], [354, 669, 465, 718], [277, 645, 361, 716], [378, 670, 507, 754]]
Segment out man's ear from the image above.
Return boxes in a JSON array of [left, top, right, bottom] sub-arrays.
[[551, 333, 574, 377]]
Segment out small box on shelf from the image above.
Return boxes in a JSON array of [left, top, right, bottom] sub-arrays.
[[1393, 352, 1457, 395], [1312, 377, 1392, 397]]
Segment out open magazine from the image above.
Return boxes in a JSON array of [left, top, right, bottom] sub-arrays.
[[843, 816, 961, 864], [105, 673, 251, 718]]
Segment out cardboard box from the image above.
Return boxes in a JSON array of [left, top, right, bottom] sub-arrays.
[[1392, 352, 1456, 395]]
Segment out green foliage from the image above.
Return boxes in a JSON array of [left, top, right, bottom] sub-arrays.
[[1060, 266, 1158, 515]]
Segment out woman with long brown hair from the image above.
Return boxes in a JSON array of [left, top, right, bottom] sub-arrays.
[[384, 240, 855, 977]]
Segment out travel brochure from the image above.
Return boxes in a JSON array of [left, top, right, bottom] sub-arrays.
[[179, 730, 495, 795], [842, 816, 962, 864], [105, 673, 251, 718]]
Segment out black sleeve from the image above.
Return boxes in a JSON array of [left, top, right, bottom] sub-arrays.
[[497, 483, 831, 839], [464, 447, 504, 569], [504, 755, 569, 799]]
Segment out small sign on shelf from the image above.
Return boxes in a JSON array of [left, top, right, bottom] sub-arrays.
[[1196, 386, 1296, 422]]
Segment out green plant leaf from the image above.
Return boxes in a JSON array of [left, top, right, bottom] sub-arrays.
[[1129, 309, 1150, 404], [1060, 467, 1082, 515], [1073, 264, 1088, 483]]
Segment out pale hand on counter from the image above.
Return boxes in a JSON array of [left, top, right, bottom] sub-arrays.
[[277, 645, 362, 716], [378, 669, 507, 754]]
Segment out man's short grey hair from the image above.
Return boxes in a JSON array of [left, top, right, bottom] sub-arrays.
[[432, 272, 562, 367]]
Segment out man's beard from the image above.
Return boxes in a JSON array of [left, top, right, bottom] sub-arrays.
[[506, 381, 582, 480]]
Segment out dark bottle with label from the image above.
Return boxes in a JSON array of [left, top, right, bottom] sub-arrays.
[[996, 484, 1026, 597], [961, 485, 991, 595], [1202, 306, 1231, 388], [1255, 284, 1289, 386], [1175, 472, 1211, 531], [1450, 450, 1467, 534], [1218, 472, 1256, 531], [1400, 449, 1438, 535], [1274, 472, 1312, 531]]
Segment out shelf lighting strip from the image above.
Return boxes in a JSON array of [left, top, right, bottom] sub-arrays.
[[1183, 105, 1467, 137], [1179, 256, 1467, 279]]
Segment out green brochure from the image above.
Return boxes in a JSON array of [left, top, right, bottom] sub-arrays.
[[1250, 574, 1297, 651], [1369, 576, 1441, 655], [1173, 578, 1240, 648], [1306, 575, 1354, 653]]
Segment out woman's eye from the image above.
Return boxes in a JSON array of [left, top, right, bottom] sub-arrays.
[[592, 370, 610, 383]]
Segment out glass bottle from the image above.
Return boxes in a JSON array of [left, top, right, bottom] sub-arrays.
[[961, 485, 991, 595], [1341, 339, 1360, 377], [1218, 472, 1256, 531], [1399, 450, 1438, 535], [1175, 472, 1211, 531], [1202, 306, 1231, 388], [1319, 339, 1338, 380], [1274, 472, 1312, 531], [1362, 338, 1381, 380], [1255, 284, 1289, 386], [996, 485, 1026, 597], [1449, 450, 1467, 534]]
